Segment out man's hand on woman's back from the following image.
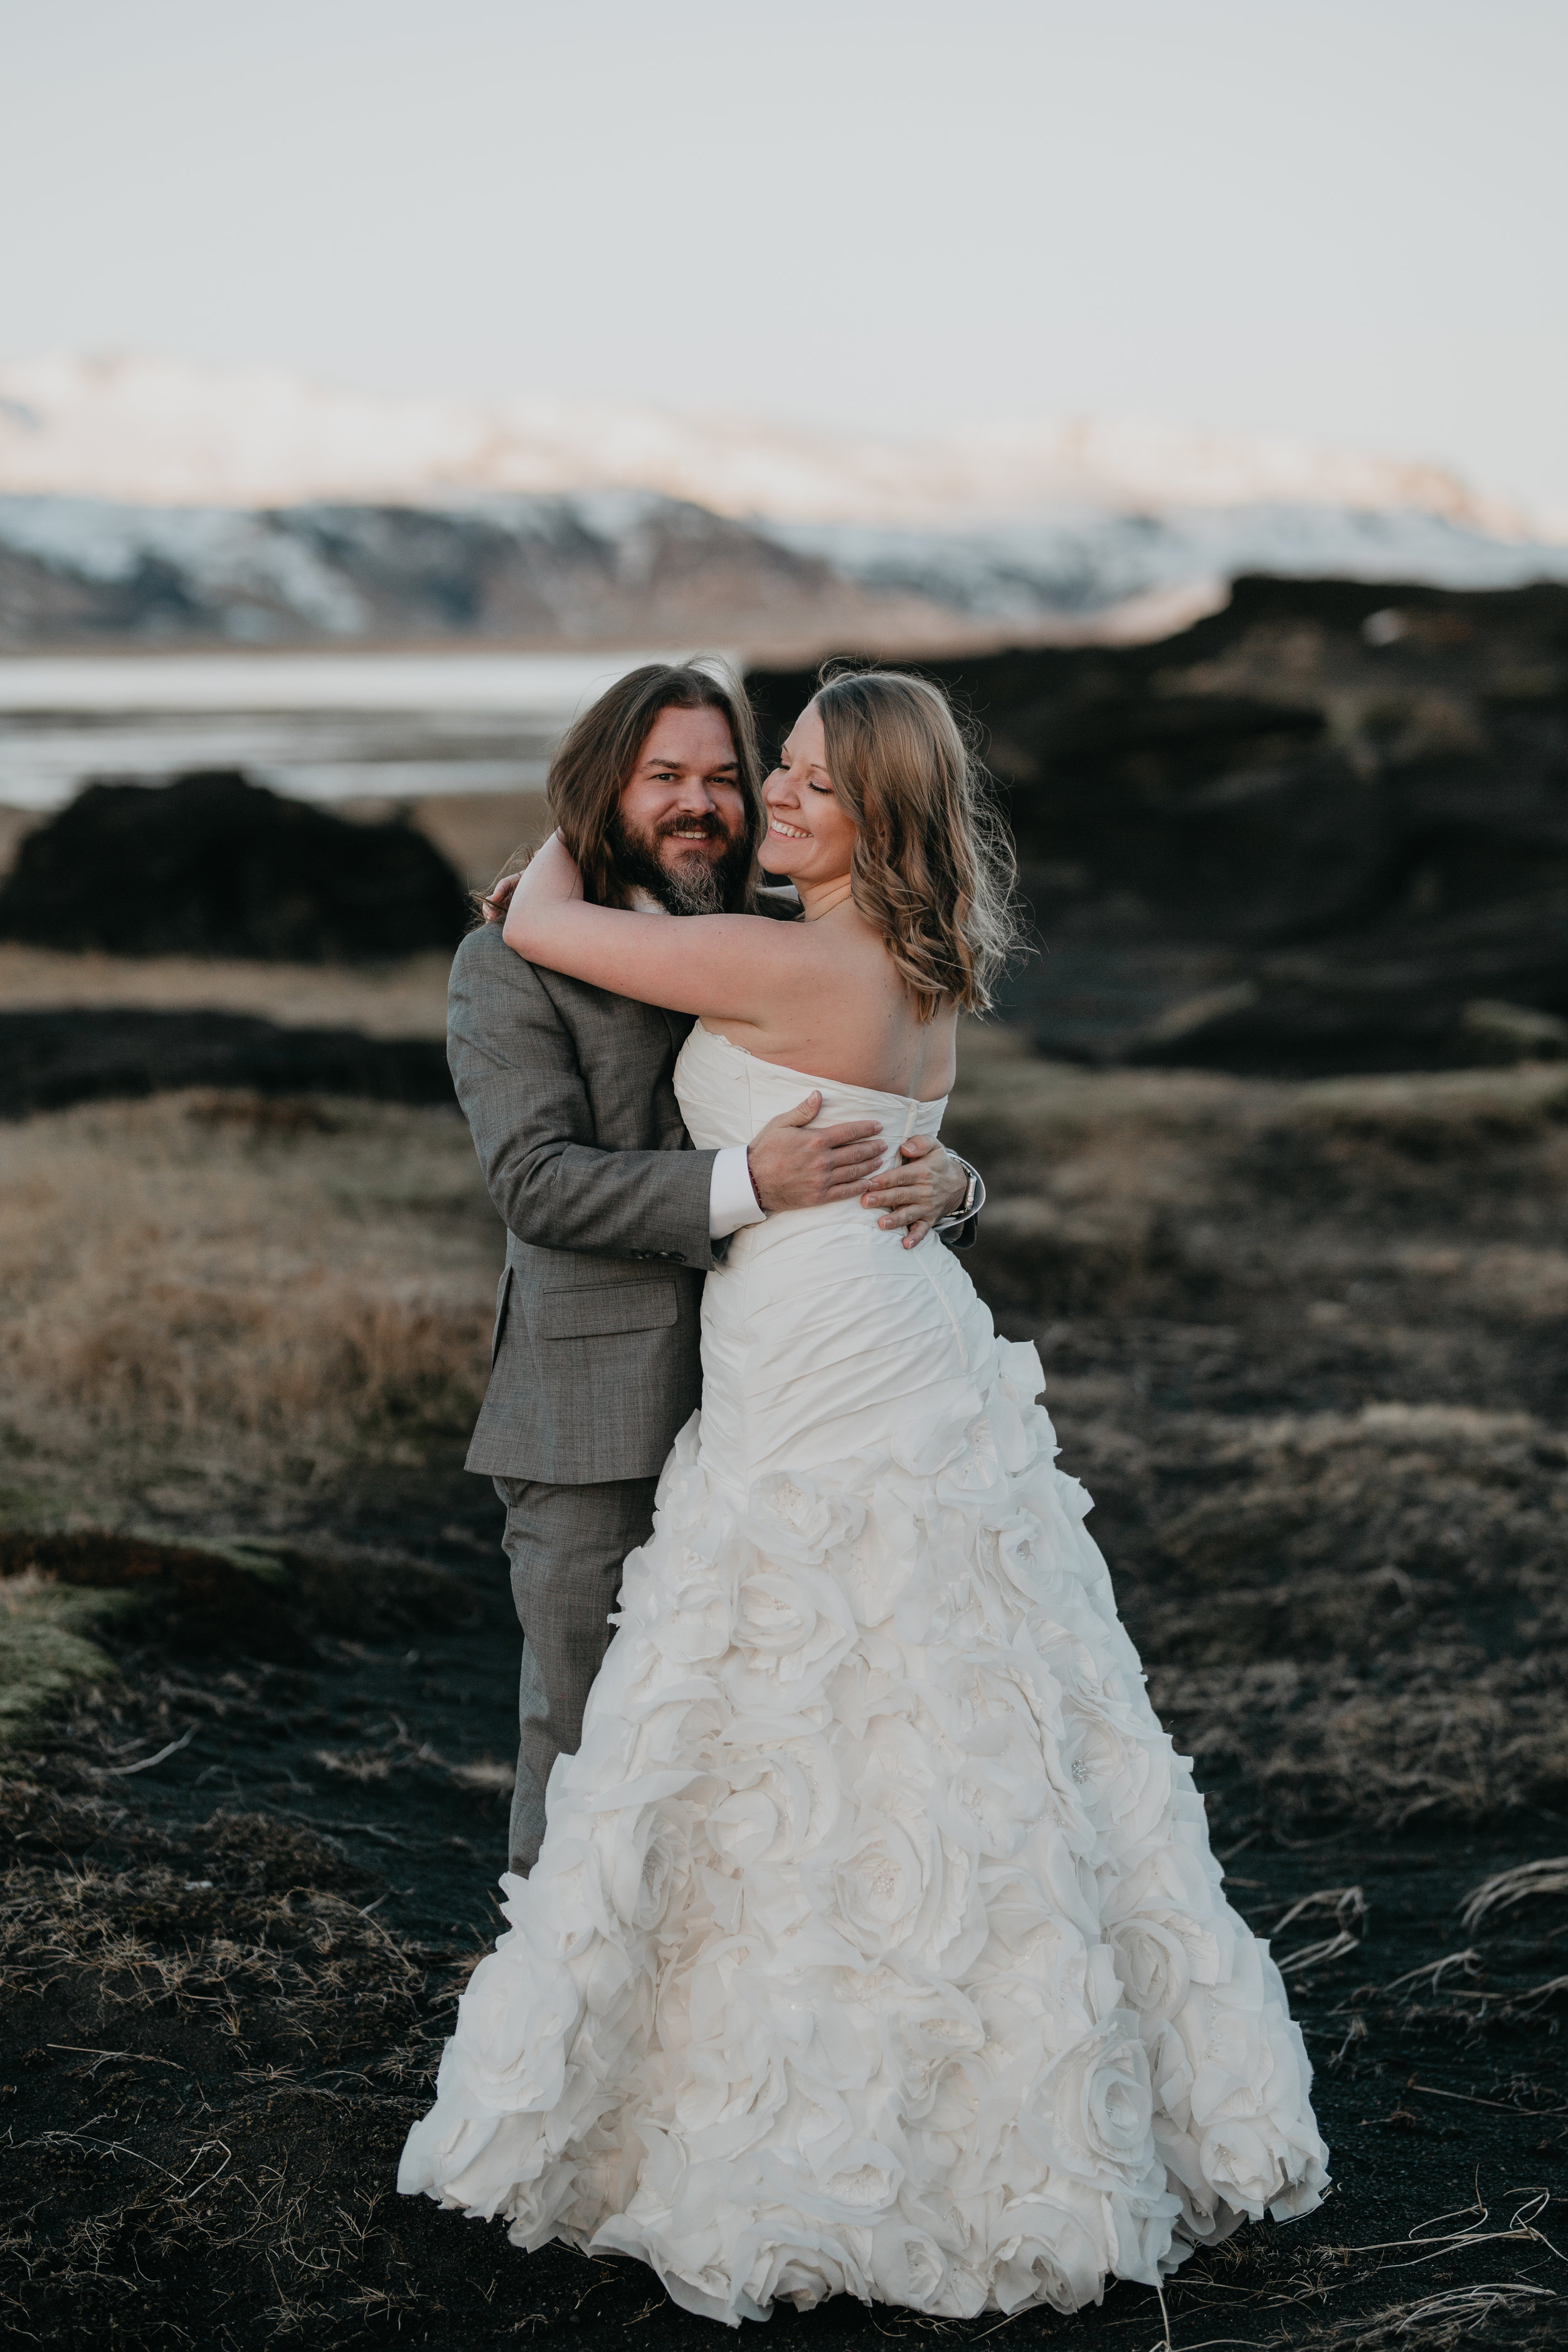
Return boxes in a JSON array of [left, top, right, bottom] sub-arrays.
[[746, 1094, 884, 1213], [748, 1099, 967, 1246]]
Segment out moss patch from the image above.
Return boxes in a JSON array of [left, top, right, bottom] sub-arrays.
[[0, 1528, 474, 1747], [0, 1579, 146, 1744]]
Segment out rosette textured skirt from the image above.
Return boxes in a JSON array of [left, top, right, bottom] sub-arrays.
[[400, 1024, 1328, 2323]]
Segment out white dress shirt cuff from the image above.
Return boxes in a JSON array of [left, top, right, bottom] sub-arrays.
[[709, 1143, 766, 1240]]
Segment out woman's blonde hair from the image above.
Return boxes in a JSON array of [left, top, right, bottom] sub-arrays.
[[813, 667, 1018, 1020]]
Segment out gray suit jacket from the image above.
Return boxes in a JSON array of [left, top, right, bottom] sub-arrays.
[[450, 918, 982, 1489], [450, 923, 715, 1485]]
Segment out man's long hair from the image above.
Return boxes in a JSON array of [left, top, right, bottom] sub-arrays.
[[545, 661, 766, 911]]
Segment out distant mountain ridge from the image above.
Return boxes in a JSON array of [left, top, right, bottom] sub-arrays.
[[0, 492, 985, 656], [4, 354, 1568, 654], [0, 351, 1542, 531], [3, 487, 1567, 656]]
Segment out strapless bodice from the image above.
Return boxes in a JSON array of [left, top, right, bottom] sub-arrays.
[[674, 1022, 946, 1173], [670, 1021, 983, 1496]]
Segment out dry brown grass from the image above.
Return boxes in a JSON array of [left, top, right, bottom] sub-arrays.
[[0, 940, 453, 1034], [0, 1090, 499, 1525]]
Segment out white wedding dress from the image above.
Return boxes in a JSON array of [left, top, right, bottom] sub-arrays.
[[400, 1023, 1328, 2323]]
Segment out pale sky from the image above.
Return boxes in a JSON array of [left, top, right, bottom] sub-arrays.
[[3, 0, 1565, 508]]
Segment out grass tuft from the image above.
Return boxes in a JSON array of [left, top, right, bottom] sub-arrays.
[[1460, 1858, 1568, 1932]]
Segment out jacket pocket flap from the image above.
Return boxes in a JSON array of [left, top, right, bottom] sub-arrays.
[[532, 1282, 679, 1341]]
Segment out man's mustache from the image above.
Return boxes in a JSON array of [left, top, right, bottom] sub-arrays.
[[654, 813, 729, 845]]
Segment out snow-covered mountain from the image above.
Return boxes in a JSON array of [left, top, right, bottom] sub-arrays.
[[3, 486, 1566, 656], [0, 491, 980, 657], [4, 354, 1568, 653], [773, 506, 1568, 621], [0, 351, 1537, 533]]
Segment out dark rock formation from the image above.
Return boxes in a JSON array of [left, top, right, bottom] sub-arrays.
[[0, 770, 470, 960], [749, 576, 1568, 1074], [0, 1007, 452, 1118]]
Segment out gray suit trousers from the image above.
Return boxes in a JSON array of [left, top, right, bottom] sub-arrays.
[[494, 1472, 660, 1877]]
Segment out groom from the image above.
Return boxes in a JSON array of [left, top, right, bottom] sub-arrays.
[[448, 662, 980, 1876]]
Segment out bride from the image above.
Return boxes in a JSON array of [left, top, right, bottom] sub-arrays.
[[399, 668, 1328, 2323]]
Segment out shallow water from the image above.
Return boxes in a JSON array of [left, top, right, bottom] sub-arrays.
[[0, 649, 678, 808]]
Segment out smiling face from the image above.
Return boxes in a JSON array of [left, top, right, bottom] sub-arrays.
[[611, 702, 751, 913], [761, 702, 858, 887]]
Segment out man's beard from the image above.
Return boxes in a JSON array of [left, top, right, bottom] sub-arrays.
[[605, 808, 751, 916]]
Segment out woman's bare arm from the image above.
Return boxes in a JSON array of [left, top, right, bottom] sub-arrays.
[[500, 833, 819, 1022]]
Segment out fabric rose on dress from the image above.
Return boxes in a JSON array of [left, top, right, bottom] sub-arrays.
[[593, 1791, 699, 1934], [811, 1794, 935, 1961], [949, 1737, 1046, 1863], [720, 1553, 858, 1708], [995, 1335, 1047, 1412], [1108, 2183, 1187, 2288], [1107, 1915, 1195, 2021], [847, 1476, 924, 1627], [593, 2166, 756, 2325], [982, 1833, 1102, 1983], [807, 1742, 984, 1970], [1147, 2011, 1199, 2138], [905, 2055, 985, 2179], [399, 2105, 539, 2206], [744, 1468, 866, 1568], [1022, 2015, 1158, 2195], [705, 1739, 839, 1874], [1197, 2117, 1290, 2219], [1152, 2109, 1236, 2244], [1184, 1978, 1285, 2129], [441, 1923, 584, 2114], [877, 1969, 987, 2111], [1110, 1843, 1226, 1936], [953, 1654, 1081, 1849], [649, 1548, 734, 1665], [986, 1508, 1057, 1608], [755, 2130, 906, 2225], [869, 2218, 978, 2314], [736, 2224, 872, 2313], [983, 1379, 1036, 1477], [990, 2195, 1106, 2316], [1059, 1690, 1175, 1845], [668, 2016, 790, 2163], [1269, 2129, 1331, 2219], [933, 1417, 1007, 1510]]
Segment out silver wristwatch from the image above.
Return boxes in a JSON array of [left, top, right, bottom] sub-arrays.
[[934, 1158, 983, 1231]]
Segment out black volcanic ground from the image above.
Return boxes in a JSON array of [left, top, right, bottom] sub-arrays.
[[3, 578, 1567, 2346]]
